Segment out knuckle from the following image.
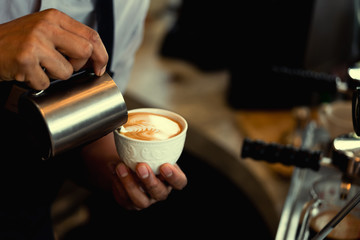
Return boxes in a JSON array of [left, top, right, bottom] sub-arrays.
[[134, 199, 151, 210], [172, 177, 187, 190], [33, 19, 49, 32], [150, 187, 169, 201], [42, 8, 63, 20], [88, 29, 101, 43], [38, 79, 50, 90], [48, 62, 73, 81], [88, 30, 108, 60], [144, 178, 170, 201], [62, 67, 74, 79], [27, 78, 50, 91], [32, 9, 63, 37], [147, 181, 159, 191], [14, 73, 25, 82], [178, 179, 188, 190], [32, 13, 55, 34], [81, 42, 93, 58], [155, 193, 168, 201], [15, 44, 37, 68]]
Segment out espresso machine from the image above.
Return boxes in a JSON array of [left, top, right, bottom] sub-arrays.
[[241, 65, 360, 239]]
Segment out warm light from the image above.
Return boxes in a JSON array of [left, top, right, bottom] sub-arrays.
[[348, 68, 360, 80], [341, 181, 352, 191]]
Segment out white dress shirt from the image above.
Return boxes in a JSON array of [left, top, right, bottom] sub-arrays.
[[0, 0, 150, 91]]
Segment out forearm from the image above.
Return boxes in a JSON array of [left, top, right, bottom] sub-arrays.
[[80, 132, 120, 191]]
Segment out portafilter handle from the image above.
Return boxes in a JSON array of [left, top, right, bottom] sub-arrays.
[[240, 137, 353, 176], [241, 138, 322, 171]]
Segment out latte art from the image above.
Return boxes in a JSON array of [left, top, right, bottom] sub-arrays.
[[120, 112, 182, 141]]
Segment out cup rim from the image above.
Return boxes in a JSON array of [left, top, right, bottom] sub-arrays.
[[114, 108, 188, 143]]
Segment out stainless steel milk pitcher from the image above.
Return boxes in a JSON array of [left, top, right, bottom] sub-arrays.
[[18, 71, 128, 159]]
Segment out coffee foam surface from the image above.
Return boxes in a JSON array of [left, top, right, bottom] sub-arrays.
[[120, 112, 182, 141]]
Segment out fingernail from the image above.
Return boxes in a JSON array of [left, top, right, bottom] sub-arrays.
[[137, 165, 149, 179], [41, 80, 50, 89], [161, 165, 173, 178], [116, 163, 128, 178]]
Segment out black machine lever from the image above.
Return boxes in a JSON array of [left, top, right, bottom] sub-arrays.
[[241, 137, 352, 174], [241, 138, 322, 171]]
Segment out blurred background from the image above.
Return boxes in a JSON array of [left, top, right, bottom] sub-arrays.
[[50, 0, 360, 239]]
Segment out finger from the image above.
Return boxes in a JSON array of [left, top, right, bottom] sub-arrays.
[[136, 163, 172, 201], [55, 11, 108, 75], [159, 163, 187, 190], [23, 65, 50, 90], [87, 31, 108, 76], [112, 179, 133, 210], [49, 27, 95, 72], [39, 48, 74, 80], [112, 175, 142, 210], [68, 58, 90, 72], [116, 163, 154, 209], [10, 45, 50, 89]]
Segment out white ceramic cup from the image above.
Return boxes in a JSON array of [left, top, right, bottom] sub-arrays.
[[113, 108, 188, 174]]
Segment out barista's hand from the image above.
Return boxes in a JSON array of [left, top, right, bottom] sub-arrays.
[[113, 162, 187, 210], [0, 8, 108, 90], [80, 133, 187, 211]]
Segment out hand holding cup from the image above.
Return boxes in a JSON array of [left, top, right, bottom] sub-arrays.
[[113, 108, 188, 174]]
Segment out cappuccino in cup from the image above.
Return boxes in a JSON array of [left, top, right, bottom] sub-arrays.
[[119, 112, 183, 141], [113, 108, 188, 174]]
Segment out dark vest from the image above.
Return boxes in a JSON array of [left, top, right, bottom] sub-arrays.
[[96, 0, 114, 75]]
